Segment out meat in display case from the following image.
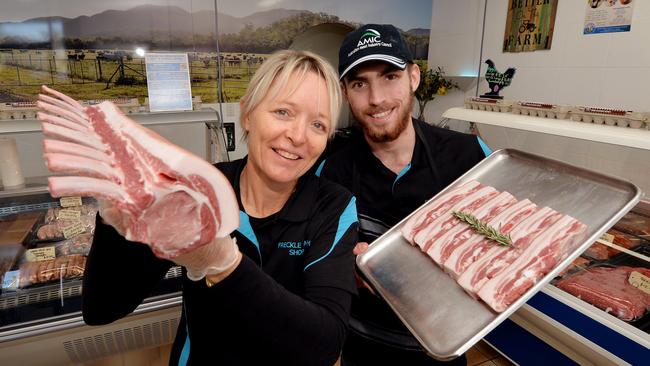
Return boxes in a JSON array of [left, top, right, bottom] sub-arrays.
[[0, 188, 183, 365], [553, 204, 650, 324], [483, 203, 650, 365], [442, 107, 650, 365]]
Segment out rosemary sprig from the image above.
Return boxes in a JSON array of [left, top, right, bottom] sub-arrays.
[[452, 211, 514, 247]]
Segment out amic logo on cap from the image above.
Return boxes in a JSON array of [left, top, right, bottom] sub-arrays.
[[357, 29, 381, 47]]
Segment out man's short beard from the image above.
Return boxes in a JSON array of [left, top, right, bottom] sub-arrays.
[[354, 90, 414, 143]]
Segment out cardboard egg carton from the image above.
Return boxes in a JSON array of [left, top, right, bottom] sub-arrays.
[[0, 102, 38, 120], [464, 97, 514, 112], [512, 102, 571, 120], [570, 106, 646, 129]]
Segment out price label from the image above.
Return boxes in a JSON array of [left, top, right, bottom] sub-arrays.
[[600, 233, 614, 243], [57, 209, 81, 220], [25, 247, 56, 262], [62, 221, 85, 239], [60, 196, 82, 208], [628, 271, 650, 295]]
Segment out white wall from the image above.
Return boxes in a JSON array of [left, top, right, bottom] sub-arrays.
[[425, 0, 650, 127], [425, 0, 650, 193]]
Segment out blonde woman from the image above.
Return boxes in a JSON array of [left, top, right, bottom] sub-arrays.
[[83, 50, 358, 365]]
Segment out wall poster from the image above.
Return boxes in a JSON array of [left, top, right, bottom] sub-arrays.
[[0, 0, 432, 104], [584, 0, 634, 35], [503, 0, 558, 53]]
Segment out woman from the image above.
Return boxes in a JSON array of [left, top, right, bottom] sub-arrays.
[[82, 50, 358, 365]]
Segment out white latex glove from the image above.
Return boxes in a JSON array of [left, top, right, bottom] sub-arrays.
[[172, 235, 242, 281], [98, 199, 241, 281], [97, 199, 129, 236]]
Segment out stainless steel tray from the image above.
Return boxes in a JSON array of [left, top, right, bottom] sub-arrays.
[[356, 149, 642, 360]]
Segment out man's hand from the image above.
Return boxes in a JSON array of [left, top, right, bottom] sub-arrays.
[[353, 242, 369, 256], [353, 242, 375, 295]]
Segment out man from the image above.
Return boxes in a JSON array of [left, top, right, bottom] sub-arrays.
[[317, 24, 492, 365]]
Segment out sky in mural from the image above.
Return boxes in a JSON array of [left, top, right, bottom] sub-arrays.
[[0, 0, 431, 30]]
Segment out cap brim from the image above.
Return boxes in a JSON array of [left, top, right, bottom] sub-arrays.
[[339, 54, 408, 80]]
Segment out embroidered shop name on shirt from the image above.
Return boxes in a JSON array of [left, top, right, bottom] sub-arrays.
[[277, 240, 312, 256]]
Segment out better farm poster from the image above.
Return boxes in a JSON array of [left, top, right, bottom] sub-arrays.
[[503, 0, 558, 53]]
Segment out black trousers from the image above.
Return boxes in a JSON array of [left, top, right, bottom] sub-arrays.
[[341, 330, 468, 366]]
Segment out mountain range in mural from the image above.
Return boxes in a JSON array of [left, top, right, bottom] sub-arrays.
[[0, 5, 428, 42]]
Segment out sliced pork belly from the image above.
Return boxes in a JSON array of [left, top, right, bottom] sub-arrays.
[[443, 200, 538, 279], [478, 215, 588, 312], [427, 192, 516, 265], [413, 186, 499, 252], [457, 207, 563, 295], [401, 180, 483, 244]]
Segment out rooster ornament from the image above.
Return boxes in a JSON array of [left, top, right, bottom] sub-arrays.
[[481, 59, 516, 99]]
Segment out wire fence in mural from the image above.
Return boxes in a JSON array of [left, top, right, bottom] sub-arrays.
[[0, 49, 266, 102]]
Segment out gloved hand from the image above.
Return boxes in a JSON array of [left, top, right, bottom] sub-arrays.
[[98, 199, 241, 282], [97, 199, 129, 236], [172, 235, 242, 282]]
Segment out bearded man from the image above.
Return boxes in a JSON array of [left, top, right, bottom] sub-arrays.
[[317, 24, 492, 366]]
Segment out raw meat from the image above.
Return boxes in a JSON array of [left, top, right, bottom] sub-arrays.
[[443, 199, 538, 279], [413, 186, 499, 252], [400, 181, 590, 313], [427, 192, 516, 265], [614, 211, 650, 239], [19, 254, 86, 287], [556, 266, 650, 321], [478, 215, 587, 312], [36, 86, 239, 258], [36, 213, 96, 241], [401, 180, 484, 244], [557, 256, 590, 276], [583, 242, 611, 261], [457, 207, 563, 295]]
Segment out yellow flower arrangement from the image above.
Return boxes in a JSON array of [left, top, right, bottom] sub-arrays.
[[414, 62, 457, 122]]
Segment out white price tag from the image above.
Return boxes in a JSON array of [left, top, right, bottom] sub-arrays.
[[628, 271, 650, 295], [57, 209, 81, 220], [62, 221, 85, 239], [25, 247, 56, 262], [60, 197, 82, 208]]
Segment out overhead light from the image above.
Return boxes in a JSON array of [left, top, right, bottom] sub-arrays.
[[135, 47, 146, 57]]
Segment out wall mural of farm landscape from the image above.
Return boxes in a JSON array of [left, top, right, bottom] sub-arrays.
[[0, 0, 432, 105]]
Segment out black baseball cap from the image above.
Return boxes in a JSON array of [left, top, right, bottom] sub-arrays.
[[338, 24, 413, 80]]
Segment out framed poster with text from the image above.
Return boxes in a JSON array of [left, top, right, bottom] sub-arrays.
[[503, 0, 558, 53]]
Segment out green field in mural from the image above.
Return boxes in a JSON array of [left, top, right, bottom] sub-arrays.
[[0, 50, 264, 103], [0, 2, 431, 104]]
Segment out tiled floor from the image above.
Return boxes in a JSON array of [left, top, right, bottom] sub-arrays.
[[86, 340, 514, 365], [84, 344, 172, 366], [467, 340, 515, 366]]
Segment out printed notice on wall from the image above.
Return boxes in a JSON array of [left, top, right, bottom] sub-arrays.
[[145, 53, 193, 112], [584, 0, 634, 35]]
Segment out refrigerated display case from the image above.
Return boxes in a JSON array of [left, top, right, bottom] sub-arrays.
[[0, 185, 184, 365], [442, 107, 650, 365], [0, 107, 222, 365]]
